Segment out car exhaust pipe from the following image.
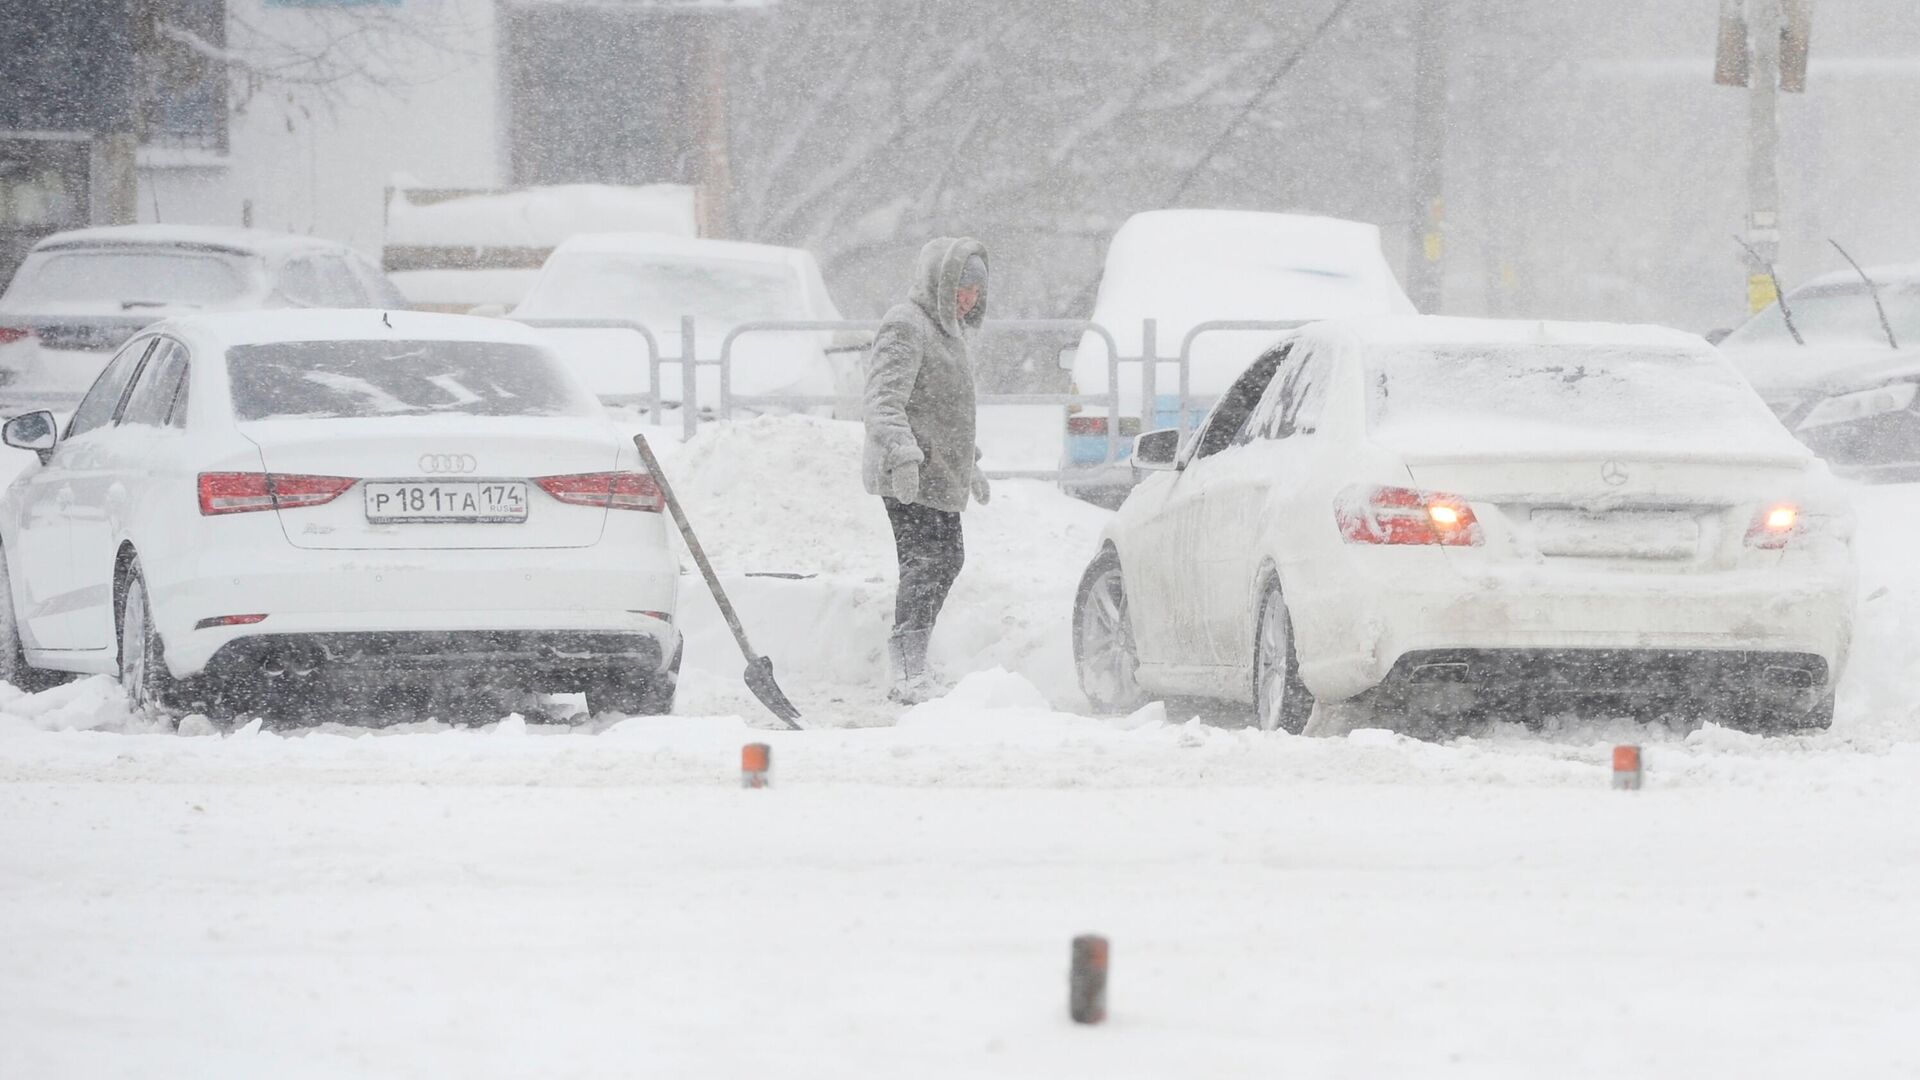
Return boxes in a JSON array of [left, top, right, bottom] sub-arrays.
[[1763, 665, 1816, 691], [1410, 661, 1471, 683]]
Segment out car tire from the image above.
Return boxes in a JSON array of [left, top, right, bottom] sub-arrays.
[[1073, 552, 1146, 714], [117, 563, 180, 719], [1252, 577, 1313, 734], [587, 643, 681, 717], [0, 548, 72, 693]]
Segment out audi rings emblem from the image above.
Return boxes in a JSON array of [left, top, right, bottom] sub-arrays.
[[418, 453, 478, 474], [1600, 460, 1629, 486]]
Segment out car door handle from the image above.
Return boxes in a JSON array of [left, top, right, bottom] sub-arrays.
[[56, 486, 75, 509]]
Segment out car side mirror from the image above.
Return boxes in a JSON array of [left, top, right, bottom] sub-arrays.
[[1132, 428, 1181, 471], [1057, 345, 1078, 371], [4, 411, 58, 464], [1705, 328, 1732, 346]]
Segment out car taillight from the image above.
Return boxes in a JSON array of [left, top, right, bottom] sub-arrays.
[[535, 471, 663, 512], [198, 472, 356, 515], [1336, 485, 1483, 547], [1745, 503, 1800, 549], [0, 327, 33, 346]]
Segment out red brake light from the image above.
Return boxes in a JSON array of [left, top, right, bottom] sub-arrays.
[[1067, 416, 1107, 436], [198, 473, 355, 515], [1745, 503, 1800, 549], [194, 614, 268, 630], [0, 327, 33, 346], [1336, 485, 1483, 547], [535, 471, 663, 512]]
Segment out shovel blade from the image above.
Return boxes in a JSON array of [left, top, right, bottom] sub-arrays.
[[745, 655, 803, 729]]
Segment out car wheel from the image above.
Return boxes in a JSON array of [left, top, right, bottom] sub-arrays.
[[0, 549, 71, 693], [587, 643, 681, 717], [1253, 578, 1313, 734], [1074, 554, 1145, 714], [117, 564, 178, 719]]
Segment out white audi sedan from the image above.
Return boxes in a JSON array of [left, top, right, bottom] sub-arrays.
[[0, 310, 680, 721], [1074, 316, 1856, 735]]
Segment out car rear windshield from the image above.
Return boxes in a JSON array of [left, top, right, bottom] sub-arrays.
[[1366, 344, 1781, 446], [227, 340, 597, 422], [1, 249, 250, 310]]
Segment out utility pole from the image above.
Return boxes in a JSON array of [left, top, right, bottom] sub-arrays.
[[1744, 0, 1783, 313], [1406, 0, 1448, 313]]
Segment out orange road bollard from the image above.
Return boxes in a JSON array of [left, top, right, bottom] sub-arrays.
[[1612, 744, 1643, 790], [742, 743, 771, 788], [1070, 934, 1108, 1024]]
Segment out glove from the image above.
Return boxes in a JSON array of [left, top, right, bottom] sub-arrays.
[[970, 465, 991, 506], [890, 461, 921, 504]]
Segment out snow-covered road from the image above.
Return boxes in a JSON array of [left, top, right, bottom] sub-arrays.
[[3, 417, 1919, 1076]]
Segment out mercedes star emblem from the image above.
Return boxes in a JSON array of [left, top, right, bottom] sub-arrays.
[[1600, 460, 1629, 486]]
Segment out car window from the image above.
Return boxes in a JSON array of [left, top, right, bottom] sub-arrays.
[[1, 250, 249, 311], [67, 337, 156, 438], [1194, 343, 1291, 460], [1271, 345, 1330, 438], [120, 340, 190, 429], [1246, 353, 1302, 442], [347, 254, 411, 308], [278, 256, 366, 307], [226, 339, 600, 422]]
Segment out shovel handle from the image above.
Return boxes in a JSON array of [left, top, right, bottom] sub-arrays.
[[633, 434, 758, 661]]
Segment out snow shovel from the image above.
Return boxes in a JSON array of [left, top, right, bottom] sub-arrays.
[[632, 434, 803, 730]]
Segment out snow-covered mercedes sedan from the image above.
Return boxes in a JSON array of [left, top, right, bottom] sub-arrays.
[[0, 310, 680, 721], [1074, 317, 1856, 735]]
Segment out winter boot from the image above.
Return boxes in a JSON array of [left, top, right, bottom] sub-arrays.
[[887, 629, 936, 705]]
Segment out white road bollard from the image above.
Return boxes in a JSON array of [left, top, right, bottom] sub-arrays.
[[742, 743, 771, 789], [1070, 934, 1108, 1024], [1612, 745, 1643, 790]]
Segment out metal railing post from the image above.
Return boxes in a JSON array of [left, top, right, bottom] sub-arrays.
[[681, 315, 698, 441], [1140, 318, 1157, 442]]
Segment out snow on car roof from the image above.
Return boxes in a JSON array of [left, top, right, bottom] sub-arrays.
[[550, 231, 811, 267], [32, 224, 354, 259], [154, 309, 546, 352], [1304, 315, 1709, 352]]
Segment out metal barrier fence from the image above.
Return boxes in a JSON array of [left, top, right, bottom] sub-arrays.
[[512, 315, 1305, 484]]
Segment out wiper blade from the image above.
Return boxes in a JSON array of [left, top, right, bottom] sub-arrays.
[[121, 299, 192, 311], [1734, 236, 1803, 346], [1828, 238, 1900, 350]]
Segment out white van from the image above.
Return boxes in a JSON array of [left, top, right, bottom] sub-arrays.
[[1061, 210, 1414, 504]]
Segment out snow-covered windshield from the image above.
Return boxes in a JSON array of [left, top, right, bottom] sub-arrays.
[[227, 340, 597, 421], [1722, 281, 1920, 347], [517, 252, 805, 330], [1367, 344, 1782, 446], [0, 250, 251, 311]]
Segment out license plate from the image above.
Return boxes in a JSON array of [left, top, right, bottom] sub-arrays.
[[364, 481, 528, 523], [1530, 509, 1699, 560]]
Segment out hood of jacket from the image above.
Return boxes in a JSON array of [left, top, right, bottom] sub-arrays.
[[907, 236, 988, 337]]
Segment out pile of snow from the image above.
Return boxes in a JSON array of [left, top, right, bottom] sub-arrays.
[[661, 415, 1110, 708]]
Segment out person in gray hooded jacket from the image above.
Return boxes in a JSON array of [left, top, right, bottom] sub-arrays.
[[863, 237, 992, 704]]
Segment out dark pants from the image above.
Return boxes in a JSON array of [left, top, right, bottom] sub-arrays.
[[883, 497, 964, 636]]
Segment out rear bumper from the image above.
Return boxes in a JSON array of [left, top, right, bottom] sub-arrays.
[[1292, 551, 1855, 702], [150, 540, 679, 679], [198, 626, 673, 698], [1368, 647, 1830, 716]]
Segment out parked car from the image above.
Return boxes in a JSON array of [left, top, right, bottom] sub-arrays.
[[0, 226, 410, 409], [1074, 316, 1855, 735], [1718, 262, 1920, 481], [510, 232, 862, 414], [0, 310, 680, 720], [1060, 210, 1416, 506]]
